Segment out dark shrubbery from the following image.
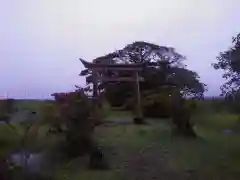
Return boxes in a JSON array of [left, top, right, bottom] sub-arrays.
[[141, 89, 172, 118], [171, 94, 197, 137], [227, 92, 240, 113], [51, 89, 107, 169], [51, 90, 93, 156], [0, 99, 15, 123], [41, 103, 63, 134], [0, 99, 15, 113], [143, 102, 171, 118], [141, 87, 197, 137]]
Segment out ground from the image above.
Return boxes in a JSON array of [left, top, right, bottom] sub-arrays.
[[0, 100, 240, 180], [54, 110, 240, 180]]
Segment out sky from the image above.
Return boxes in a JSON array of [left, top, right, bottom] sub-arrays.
[[0, 0, 240, 99]]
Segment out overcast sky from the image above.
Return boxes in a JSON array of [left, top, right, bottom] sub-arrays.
[[0, 0, 239, 99]]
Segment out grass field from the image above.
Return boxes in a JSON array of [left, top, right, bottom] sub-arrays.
[[53, 110, 240, 180], [0, 100, 240, 180]]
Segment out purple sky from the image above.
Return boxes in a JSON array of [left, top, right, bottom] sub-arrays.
[[0, 0, 239, 99]]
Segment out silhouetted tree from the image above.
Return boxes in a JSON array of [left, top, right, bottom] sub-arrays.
[[80, 41, 206, 108], [213, 33, 240, 112], [213, 33, 240, 96]]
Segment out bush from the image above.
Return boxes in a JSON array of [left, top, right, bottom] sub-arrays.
[[186, 100, 197, 111], [40, 103, 63, 133], [0, 99, 15, 113], [142, 90, 172, 118], [52, 89, 107, 169], [0, 99, 15, 123], [225, 91, 240, 113], [51, 89, 93, 156], [232, 101, 240, 113], [143, 101, 171, 118], [171, 95, 196, 137]]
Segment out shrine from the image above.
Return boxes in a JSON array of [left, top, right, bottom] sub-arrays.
[[80, 59, 146, 124]]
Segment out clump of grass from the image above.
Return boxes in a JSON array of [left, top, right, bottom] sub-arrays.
[[0, 123, 23, 158], [193, 112, 239, 130]]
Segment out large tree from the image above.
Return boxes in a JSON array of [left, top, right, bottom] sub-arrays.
[[213, 33, 240, 96], [80, 41, 206, 103], [115, 41, 185, 66]]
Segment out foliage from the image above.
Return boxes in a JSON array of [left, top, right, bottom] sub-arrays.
[[224, 90, 240, 113], [52, 89, 108, 169], [213, 33, 240, 97], [0, 99, 15, 123], [40, 103, 63, 133], [0, 99, 15, 113], [51, 89, 94, 157], [80, 41, 206, 111], [0, 109, 44, 180], [104, 82, 133, 107], [212, 33, 240, 114], [0, 124, 22, 159], [167, 67, 206, 99], [51, 89, 92, 123], [116, 41, 185, 65], [171, 90, 197, 137], [141, 87, 198, 119], [0, 99, 21, 158], [141, 87, 172, 118]]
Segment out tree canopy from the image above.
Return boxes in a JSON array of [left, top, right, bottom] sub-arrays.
[[213, 33, 240, 96], [80, 41, 206, 109]]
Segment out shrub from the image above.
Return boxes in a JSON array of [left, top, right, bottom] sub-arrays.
[[41, 103, 63, 133], [142, 90, 172, 118], [232, 100, 240, 113], [51, 89, 107, 169], [171, 94, 197, 137], [51, 90, 93, 156], [225, 91, 240, 113], [0, 99, 15, 123], [0, 99, 15, 114], [186, 100, 197, 111], [143, 101, 171, 118]]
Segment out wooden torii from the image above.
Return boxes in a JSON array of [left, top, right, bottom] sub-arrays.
[[80, 59, 145, 124]]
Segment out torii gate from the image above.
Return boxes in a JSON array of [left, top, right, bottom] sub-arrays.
[[80, 59, 145, 124]]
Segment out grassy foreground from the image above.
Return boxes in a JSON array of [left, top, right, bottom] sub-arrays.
[[0, 100, 239, 180], [53, 111, 240, 180]]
